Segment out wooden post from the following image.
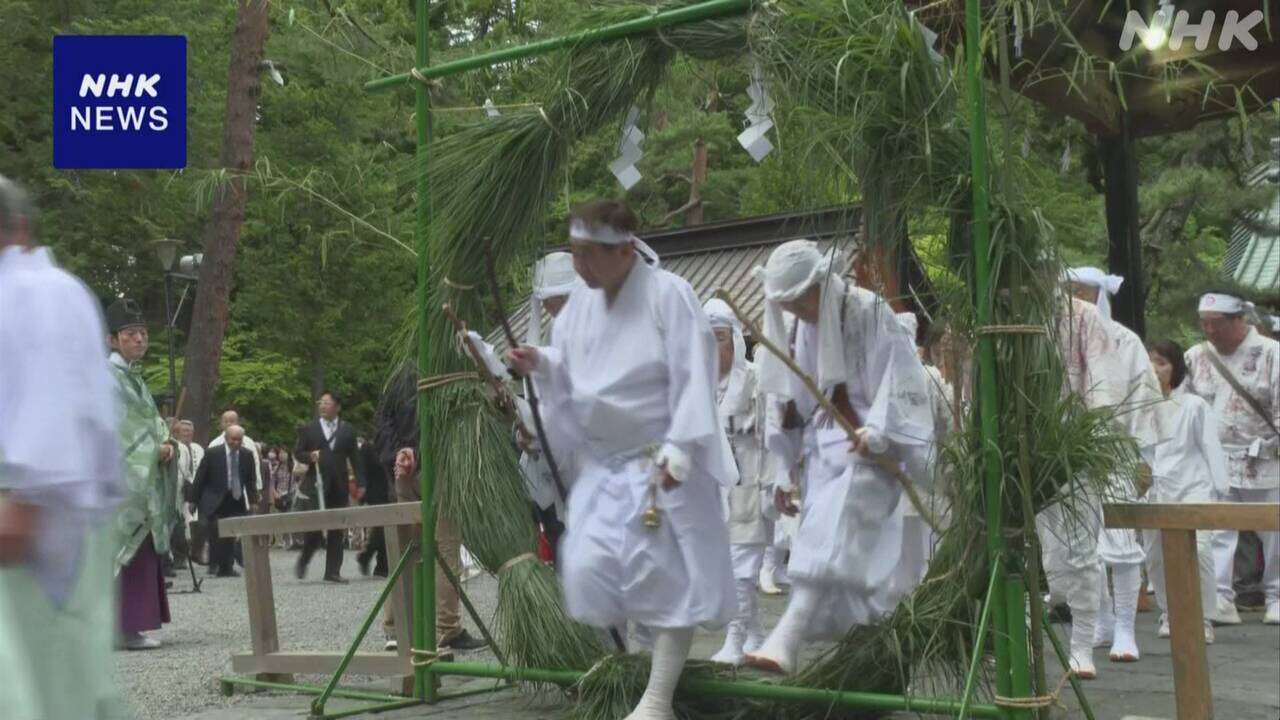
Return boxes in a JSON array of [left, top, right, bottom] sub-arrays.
[[1099, 114, 1146, 338], [241, 534, 291, 684], [1160, 529, 1212, 720], [385, 523, 417, 695]]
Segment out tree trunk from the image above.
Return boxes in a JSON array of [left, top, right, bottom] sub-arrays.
[[182, 0, 269, 442], [686, 138, 707, 226]]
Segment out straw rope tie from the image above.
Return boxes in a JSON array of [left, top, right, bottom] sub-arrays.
[[497, 552, 540, 575], [976, 324, 1046, 336], [993, 670, 1071, 709], [409, 648, 453, 667], [408, 67, 440, 89]]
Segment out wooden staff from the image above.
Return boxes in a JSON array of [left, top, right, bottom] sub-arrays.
[[481, 244, 569, 506], [712, 289, 941, 533]]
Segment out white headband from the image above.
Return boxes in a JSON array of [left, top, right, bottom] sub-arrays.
[[1066, 266, 1124, 321], [1199, 293, 1251, 315], [568, 218, 633, 245]]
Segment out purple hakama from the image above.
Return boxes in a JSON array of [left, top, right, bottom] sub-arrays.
[[119, 536, 170, 634]]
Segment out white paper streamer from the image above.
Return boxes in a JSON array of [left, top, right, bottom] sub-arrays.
[[610, 105, 644, 190], [738, 63, 776, 162], [483, 98, 500, 118], [1060, 139, 1071, 175]]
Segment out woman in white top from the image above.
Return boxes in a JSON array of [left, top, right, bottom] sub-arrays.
[[1145, 340, 1227, 645]]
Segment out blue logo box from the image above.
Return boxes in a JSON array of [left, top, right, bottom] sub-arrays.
[[53, 35, 187, 169]]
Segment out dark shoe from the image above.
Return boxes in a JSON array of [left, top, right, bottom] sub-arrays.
[[216, 569, 240, 578], [164, 580, 174, 589], [322, 575, 349, 584], [357, 553, 372, 577], [295, 557, 307, 580], [440, 630, 487, 651], [1048, 603, 1072, 624]]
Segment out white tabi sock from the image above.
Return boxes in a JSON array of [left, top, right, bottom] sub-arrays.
[[760, 546, 783, 595], [746, 582, 820, 674], [1065, 564, 1100, 678], [712, 578, 758, 665], [625, 627, 694, 720], [1108, 563, 1141, 662]]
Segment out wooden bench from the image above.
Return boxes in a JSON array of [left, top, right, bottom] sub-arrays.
[[217, 502, 424, 693], [1103, 502, 1280, 720]]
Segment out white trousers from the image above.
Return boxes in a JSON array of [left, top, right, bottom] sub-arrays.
[[1212, 487, 1280, 606], [1037, 492, 1102, 652]]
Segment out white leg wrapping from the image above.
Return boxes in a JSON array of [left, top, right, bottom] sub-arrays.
[[1065, 563, 1100, 678], [1108, 562, 1140, 661], [712, 578, 757, 665], [760, 546, 783, 595], [1094, 563, 1115, 648], [625, 627, 693, 720], [746, 582, 819, 674]]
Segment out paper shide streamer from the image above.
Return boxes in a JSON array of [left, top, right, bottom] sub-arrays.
[[609, 105, 644, 190], [738, 63, 775, 162]]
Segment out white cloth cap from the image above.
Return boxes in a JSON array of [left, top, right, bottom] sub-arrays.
[[527, 252, 582, 345], [703, 298, 750, 421], [1066, 266, 1123, 321], [1198, 292, 1251, 315], [895, 312, 919, 343], [754, 240, 848, 401]]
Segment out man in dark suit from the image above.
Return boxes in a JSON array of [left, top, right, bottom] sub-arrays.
[[295, 391, 363, 583], [189, 425, 257, 578]]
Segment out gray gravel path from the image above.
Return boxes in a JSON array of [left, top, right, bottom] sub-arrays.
[[115, 547, 500, 720]]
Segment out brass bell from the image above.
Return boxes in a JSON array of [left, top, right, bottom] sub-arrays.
[[641, 505, 661, 529]]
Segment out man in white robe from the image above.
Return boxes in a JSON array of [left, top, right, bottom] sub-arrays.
[[1184, 291, 1280, 625], [703, 298, 778, 666], [508, 200, 735, 720], [744, 240, 934, 675], [1065, 267, 1169, 664], [0, 175, 127, 719]]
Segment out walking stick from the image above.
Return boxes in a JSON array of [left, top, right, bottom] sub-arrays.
[[712, 289, 941, 533]]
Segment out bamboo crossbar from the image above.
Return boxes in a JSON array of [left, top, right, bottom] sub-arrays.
[[364, 0, 752, 91]]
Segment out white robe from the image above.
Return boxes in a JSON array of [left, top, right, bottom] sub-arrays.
[[0, 245, 125, 719], [1184, 328, 1280, 490], [891, 362, 955, 597], [533, 259, 735, 630], [765, 283, 934, 638], [1096, 316, 1169, 565]]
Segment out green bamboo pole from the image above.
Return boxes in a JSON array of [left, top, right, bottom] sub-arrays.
[[1004, 576, 1033, 720], [311, 543, 417, 717], [963, 0, 1014, 712], [312, 698, 424, 720], [218, 677, 407, 703], [433, 544, 508, 668], [365, 0, 751, 90], [957, 558, 1002, 720], [429, 662, 1003, 718], [413, 0, 438, 705]]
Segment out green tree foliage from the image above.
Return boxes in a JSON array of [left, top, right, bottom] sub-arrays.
[[3, 0, 1275, 443]]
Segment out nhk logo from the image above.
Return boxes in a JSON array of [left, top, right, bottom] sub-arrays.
[[1120, 3, 1265, 52], [53, 35, 186, 169]]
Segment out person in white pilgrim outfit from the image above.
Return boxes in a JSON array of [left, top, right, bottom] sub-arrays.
[[888, 311, 955, 598], [1064, 267, 1169, 664], [1146, 340, 1226, 644], [743, 240, 934, 675], [1043, 278, 1167, 678], [507, 200, 735, 720], [702, 298, 779, 666], [1183, 290, 1280, 626]]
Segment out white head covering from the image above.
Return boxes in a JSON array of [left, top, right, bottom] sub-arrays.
[[1198, 292, 1253, 316], [526, 252, 581, 344], [568, 216, 661, 268], [895, 312, 919, 344], [1065, 266, 1123, 320], [703, 298, 750, 420], [753, 240, 848, 400]]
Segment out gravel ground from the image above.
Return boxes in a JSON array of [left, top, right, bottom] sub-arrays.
[[115, 547, 501, 720]]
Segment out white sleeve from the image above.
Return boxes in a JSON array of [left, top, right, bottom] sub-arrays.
[[1198, 401, 1230, 497], [529, 320, 587, 463]]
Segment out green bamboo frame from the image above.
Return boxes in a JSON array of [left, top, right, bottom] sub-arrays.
[[346, 0, 1063, 717]]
